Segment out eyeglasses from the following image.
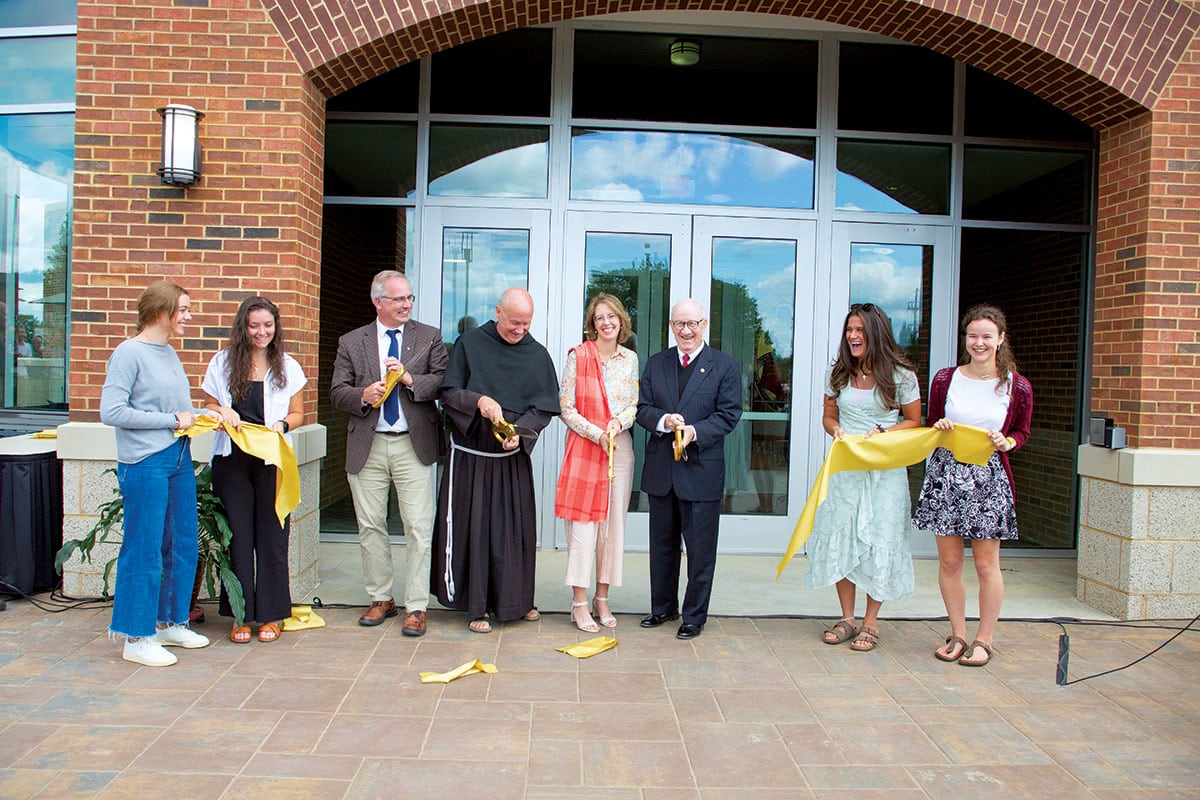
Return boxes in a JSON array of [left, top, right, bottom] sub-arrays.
[[670, 319, 704, 331], [381, 294, 416, 304]]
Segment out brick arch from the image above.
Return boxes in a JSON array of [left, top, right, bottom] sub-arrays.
[[264, 0, 1200, 127]]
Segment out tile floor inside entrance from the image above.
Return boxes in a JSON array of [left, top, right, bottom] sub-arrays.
[[1, 547, 1197, 799]]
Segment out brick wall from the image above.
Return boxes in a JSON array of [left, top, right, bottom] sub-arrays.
[[72, 0, 325, 421], [1092, 33, 1200, 448]]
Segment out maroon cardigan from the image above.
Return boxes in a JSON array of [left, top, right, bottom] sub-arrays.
[[925, 366, 1033, 495]]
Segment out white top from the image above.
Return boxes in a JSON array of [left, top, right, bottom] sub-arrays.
[[202, 349, 307, 458], [374, 319, 409, 432], [945, 368, 1011, 431]]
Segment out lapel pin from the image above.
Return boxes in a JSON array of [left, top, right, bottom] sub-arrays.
[[700, 368, 706, 373]]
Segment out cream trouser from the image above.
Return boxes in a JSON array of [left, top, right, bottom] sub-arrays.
[[347, 432, 435, 612], [563, 430, 634, 589]]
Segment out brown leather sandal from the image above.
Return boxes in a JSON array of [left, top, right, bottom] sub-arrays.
[[229, 625, 252, 644], [958, 640, 993, 667], [823, 618, 858, 645], [935, 635, 968, 662], [257, 622, 281, 642], [850, 626, 880, 652]]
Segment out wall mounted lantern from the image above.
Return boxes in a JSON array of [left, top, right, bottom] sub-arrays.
[[156, 103, 203, 186], [669, 39, 701, 67]]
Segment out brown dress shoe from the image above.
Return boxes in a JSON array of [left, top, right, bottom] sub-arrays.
[[359, 600, 397, 627], [401, 610, 426, 637]]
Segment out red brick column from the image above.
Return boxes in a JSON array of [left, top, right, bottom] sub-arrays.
[[1093, 34, 1200, 448], [70, 0, 324, 420]]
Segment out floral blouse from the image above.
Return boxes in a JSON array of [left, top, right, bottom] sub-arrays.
[[559, 345, 639, 443]]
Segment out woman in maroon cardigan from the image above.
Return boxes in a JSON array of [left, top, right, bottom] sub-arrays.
[[913, 305, 1033, 667]]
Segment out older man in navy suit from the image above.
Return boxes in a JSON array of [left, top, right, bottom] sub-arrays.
[[636, 298, 743, 639]]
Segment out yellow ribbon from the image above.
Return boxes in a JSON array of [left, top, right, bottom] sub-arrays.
[[32, 429, 58, 439], [556, 636, 618, 659], [776, 425, 998, 579], [369, 368, 406, 409], [419, 658, 499, 684], [177, 415, 300, 527], [281, 605, 325, 631]]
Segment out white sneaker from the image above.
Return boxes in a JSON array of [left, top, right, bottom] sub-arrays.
[[155, 624, 211, 649], [123, 637, 178, 667]]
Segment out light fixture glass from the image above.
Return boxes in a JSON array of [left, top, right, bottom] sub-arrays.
[[669, 39, 701, 67], [157, 103, 203, 186]]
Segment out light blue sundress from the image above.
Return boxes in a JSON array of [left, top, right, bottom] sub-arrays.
[[803, 365, 919, 602]]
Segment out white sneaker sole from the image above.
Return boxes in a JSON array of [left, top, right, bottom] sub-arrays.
[[155, 637, 209, 649], [123, 651, 178, 667]]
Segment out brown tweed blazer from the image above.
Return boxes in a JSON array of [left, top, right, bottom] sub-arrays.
[[330, 318, 448, 474]]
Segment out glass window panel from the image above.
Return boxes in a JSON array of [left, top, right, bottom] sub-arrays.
[[429, 124, 548, 198], [709, 238, 796, 516], [573, 31, 818, 128], [324, 121, 417, 198], [0, 114, 73, 410], [838, 42, 954, 135], [960, 228, 1084, 549], [431, 28, 552, 117], [963, 146, 1091, 225], [0, 0, 76, 28], [965, 67, 1094, 142], [440, 228, 530, 349], [326, 61, 419, 113], [0, 36, 76, 106], [582, 232, 673, 514], [848, 242, 933, 513], [571, 129, 814, 208], [836, 140, 950, 215]]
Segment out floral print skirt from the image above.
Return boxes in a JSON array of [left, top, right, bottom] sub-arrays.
[[912, 448, 1019, 540]]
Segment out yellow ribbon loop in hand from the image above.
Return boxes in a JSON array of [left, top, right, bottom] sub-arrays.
[[419, 658, 499, 684], [556, 636, 618, 659], [369, 368, 406, 409], [776, 425, 998, 579], [177, 415, 301, 527]]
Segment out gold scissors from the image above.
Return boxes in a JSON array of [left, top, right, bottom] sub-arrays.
[[491, 418, 539, 444]]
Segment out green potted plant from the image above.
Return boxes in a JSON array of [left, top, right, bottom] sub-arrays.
[[55, 462, 246, 624]]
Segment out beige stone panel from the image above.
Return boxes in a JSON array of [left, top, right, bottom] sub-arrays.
[[1145, 590, 1200, 619], [1086, 478, 1148, 538], [79, 459, 120, 518], [1170, 540, 1200, 593], [1124, 540, 1173, 593], [1076, 526, 1123, 588], [1077, 577, 1142, 620], [1147, 486, 1200, 540]]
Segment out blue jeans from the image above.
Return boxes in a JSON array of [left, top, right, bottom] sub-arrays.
[[109, 438, 199, 638]]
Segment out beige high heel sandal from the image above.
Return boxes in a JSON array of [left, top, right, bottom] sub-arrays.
[[571, 601, 600, 633], [592, 596, 617, 628]]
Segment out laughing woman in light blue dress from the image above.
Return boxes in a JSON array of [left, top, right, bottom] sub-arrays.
[[806, 304, 921, 652]]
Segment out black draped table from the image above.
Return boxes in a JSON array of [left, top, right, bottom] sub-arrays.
[[0, 436, 62, 597]]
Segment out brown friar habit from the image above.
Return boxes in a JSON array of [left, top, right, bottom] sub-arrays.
[[432, 321, 560, 622]]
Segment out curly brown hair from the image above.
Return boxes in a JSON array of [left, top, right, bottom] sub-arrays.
[[224, 296, 287, 402], [829, 303, 915, 410]]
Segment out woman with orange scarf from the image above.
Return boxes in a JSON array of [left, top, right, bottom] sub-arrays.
[[555, 294, 639, 632]]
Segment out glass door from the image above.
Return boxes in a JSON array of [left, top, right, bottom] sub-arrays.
[[554, 212, 817, 555], [829, 222, 955, 557]]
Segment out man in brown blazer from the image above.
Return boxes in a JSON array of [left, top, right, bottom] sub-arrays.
[[330, 270, 448, 635]]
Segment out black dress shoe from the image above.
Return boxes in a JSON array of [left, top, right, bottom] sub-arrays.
[[676, 623, 703, 639], [640, 611, 680, 628]]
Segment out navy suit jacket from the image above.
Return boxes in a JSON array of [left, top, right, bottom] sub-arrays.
[[636, 345, 743, 502]]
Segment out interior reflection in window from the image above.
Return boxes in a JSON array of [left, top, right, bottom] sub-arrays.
[[440, 228, 531, 349], [0, 114, 73, 410], [571, 130, 814, 209]]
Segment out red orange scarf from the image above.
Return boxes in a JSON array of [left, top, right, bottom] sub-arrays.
[[554, 340, 612, 522]]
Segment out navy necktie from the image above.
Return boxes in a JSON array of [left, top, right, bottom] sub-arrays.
[[384, 329, 401, 425]]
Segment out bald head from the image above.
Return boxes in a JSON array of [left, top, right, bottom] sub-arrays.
[[495, 288, 534, 344], [669, 297, 707, 355]]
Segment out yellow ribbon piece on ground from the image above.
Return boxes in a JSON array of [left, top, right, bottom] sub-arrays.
[[419, 658, 499, 684], [556, 636, 618, 658], [281, 605, 325, 631], [369, 368, 406, 409], [177, 415, 300, 527], [776, 425, 997, 579], [32, 429, 58, 439]]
